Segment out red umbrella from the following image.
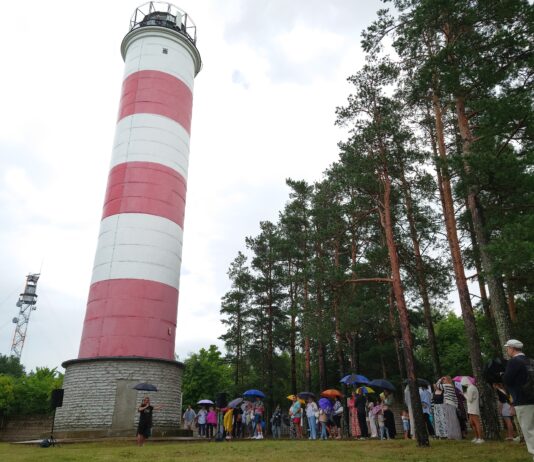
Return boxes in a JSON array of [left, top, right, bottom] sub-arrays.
[[320, 389, 344, 399]]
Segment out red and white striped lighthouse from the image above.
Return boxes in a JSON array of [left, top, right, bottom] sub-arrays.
[[55, 2, 201, 437]]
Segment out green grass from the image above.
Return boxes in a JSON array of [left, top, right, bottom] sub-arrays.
[[0, 439, 530, 462]]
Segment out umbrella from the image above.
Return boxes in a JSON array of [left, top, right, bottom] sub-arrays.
[[243, 389, 265, 398], [320, 389, 344, 399], [197, 399, 214, 405], [453, 376, 476, 385], [133, 383, 158, 392], [369, 379, 396, 392], [297, 391, 315, 400], [356, 386, 375, 394], [227, 397, 243, 408], [318, 397, 333, 411], [287, 394, 305, 404], [340, 374, 370, 385]]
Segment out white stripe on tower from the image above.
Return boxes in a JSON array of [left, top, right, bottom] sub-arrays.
[[78, 23, 200, 360]]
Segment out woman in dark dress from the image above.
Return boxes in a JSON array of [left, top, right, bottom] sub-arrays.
[[355, 391, 369, 438], [137, 397, 163, 446], [383, 404, 396, 439]]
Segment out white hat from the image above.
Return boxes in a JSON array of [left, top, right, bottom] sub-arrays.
[[504, 339, 523, 349], [460, 377, 471, 387]]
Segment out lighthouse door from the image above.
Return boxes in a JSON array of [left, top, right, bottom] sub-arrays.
[[111, 379, 138, 434]]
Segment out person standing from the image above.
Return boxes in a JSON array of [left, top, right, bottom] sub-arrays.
[[305, 397, 318, 440], [206, 406, 217, 439], [503, 339, 534, 460], [401, 409, 410, 439], [289, 396, 303, 439], [494, 383, 518, 441], [419, 385, 435, 436], [271, 405, 282, 439], [197, 406, 207, 437], [253, 396, 264, 439], [356, 390, 369, 438], [461, 377, 484, 443], [347, 391, 361, 438], [383, 404, 396, 439], [368, 401, 378, 438], [441, 376, 462, 440], [432, 381, 447, 438], [318, 407, 329, 440], [332, 396, 344, 439], [182, 405, 196, 432], [136, 397, 163, 446]]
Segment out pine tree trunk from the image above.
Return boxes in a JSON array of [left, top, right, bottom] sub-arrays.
[[465, 201, 501, 355], [505, 276, 518, 323], [303, 278, 312, 391], [378, 167, 429, 447], [455, 95, 514, 346], [399, 160, 441, 378], [288, 259, 298, 394], [333, 241, 345, 380], [431, 92, 500, 439], [389, 290, 406, 381]]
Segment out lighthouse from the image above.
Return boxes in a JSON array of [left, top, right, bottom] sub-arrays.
[[55, 2, 201, 437]]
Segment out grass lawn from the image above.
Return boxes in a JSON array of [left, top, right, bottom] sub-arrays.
[[0, 439, 530, 462]]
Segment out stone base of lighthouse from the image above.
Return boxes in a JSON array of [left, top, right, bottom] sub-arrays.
[[54, 357, 187, 438]]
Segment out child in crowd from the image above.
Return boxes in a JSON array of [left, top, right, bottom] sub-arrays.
[[376, 404, 388, 440], [401, 409, 410, 439], [318, 407, 329, 440]]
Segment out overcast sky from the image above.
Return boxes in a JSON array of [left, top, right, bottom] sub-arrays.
[[0, 0, 386, 371]]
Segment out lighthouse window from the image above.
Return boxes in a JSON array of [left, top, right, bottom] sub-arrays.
[[162, 48, 168, 54]]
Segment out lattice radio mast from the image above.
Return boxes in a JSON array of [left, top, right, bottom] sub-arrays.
[[10, 273, 40, 359]]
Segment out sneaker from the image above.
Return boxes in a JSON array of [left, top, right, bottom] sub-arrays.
[[257, 434, 263, 440], [513, 436, 521, 442], [475, 439, 484, 444], [471, 437, 478, 442]]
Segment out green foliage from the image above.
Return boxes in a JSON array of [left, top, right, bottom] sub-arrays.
[[12, 368, 63, 415], [181, 345, 233, 407], [0, 375, 16, 414], [0, 355, 25, 377]]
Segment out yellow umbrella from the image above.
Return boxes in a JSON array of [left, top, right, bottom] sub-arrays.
[[356, 386, 375, 394], [287, 394, 306, 404]]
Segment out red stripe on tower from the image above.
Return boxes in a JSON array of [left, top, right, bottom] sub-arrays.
[[79, 279, 178, 359], [118, 70, 193, 134], [101, 161, 187, 227]]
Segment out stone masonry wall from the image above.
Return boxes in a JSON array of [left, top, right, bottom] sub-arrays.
[[54, 358, 183, 436]]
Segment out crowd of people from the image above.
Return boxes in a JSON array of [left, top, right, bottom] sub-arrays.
[[137, 338, 534, 460]]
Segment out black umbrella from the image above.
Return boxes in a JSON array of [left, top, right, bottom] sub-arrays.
[[133, 383, 158, 392], [369, 378, 396, 392], [297, 391, 315, 400]]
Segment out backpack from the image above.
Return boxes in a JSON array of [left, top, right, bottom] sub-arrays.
[[520, 357, 534, 402], [40, 439, 51, 448]]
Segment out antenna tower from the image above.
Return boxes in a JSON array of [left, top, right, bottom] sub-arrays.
[[10, 273, 40, 359]]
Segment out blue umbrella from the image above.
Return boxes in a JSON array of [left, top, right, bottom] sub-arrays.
[[318, 397, 333, 411], [133, 383, 158, 392], [340, 374, 370, 385], [243, 389, 265, 398], [369, 379, 396, 391]]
